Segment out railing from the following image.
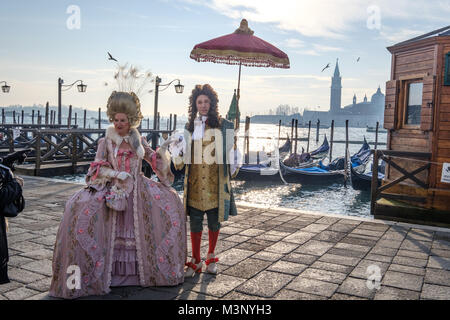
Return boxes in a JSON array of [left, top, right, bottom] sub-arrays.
[[1, 128, 174, 175], [370, 149, 432, 215]]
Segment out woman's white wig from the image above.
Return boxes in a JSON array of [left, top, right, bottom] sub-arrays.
[[106, 91, 143, 128]]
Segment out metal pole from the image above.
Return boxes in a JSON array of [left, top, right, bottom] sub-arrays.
[[236, 62, 242, 130]]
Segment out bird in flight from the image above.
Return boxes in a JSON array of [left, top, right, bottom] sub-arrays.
[[321, 63, 330, 72], [107, 52, 118, 62], [357, 57, 360, 62]]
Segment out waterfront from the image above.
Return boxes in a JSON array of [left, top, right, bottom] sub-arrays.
[[52, 123, 386, 218]]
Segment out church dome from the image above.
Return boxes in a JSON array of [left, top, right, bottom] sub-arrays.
[[371, 86, 385, 105]]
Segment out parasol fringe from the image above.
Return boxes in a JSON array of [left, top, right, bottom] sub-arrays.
[[190, 53, 290, 69]]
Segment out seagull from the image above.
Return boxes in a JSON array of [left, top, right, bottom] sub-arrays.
[[107, 52, 118, 62], [321, 63, 330, 72], [357, 57, 360, 62]]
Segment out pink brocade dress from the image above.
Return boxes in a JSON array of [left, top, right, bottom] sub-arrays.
[[49, 137, 187, 299]]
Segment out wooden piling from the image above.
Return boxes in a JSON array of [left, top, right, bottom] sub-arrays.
[[98, 108, 101, 129], [13, 111, 16, 124], [375, 121, 379, 150], [344, 120, 349, 187], [1, 109, 4, 124], [290, 119, 294, 154], [244, 116, 250, 164], [157, 112, 160, 130], [307, 121, 311, 153], [169, 114, 173, 131], [294, 119, 298, 155], [329, 120, 335, 162], [37, 111, 41, 125], [68, 105, 72, 128], [21, 110, 24, 125], [75, 112, 77, 126], [45, 102, 49, 125], [83, 109, 87, 129], [32, 110, 35, 124], [147, 118, 150, 130], [316, 119, 320, 142], [278, 120, 281, 148], [173, 114, 177, 131]]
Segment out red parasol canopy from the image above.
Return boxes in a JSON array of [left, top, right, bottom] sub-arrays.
[[190, 20, 290, 69], [190, 19, 290, 130]]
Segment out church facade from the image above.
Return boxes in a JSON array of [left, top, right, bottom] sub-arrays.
[[303, 60, 385, 127]]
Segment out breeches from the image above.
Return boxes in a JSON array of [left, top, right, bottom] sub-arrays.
[[188, 207, 221, 233]]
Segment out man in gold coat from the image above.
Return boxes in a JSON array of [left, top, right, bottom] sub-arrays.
[[174, 84, 239, 276]]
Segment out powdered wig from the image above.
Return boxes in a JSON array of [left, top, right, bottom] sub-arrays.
[[187, 84, 220, 132], [106, 91, 144, 128]]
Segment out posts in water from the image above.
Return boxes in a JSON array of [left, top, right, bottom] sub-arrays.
[[330, 120, 335, 162]]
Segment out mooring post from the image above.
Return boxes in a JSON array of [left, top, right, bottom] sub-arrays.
[[316, 119, 320, 143], [307, 120, 311, 153], [330, 120, 335, 162]]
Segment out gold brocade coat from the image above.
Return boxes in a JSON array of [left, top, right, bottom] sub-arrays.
[[174, 118, 238, 222]]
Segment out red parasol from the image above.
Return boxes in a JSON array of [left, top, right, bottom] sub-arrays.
[[190, 19, 290, 128]]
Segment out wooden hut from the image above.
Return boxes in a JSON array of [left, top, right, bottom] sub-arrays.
[[372, 26, 450, 226]]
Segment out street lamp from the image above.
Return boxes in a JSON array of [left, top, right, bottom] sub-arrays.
[[0, 81, 11, 93], [152, 76, 184, 148], [58, 78, 87, 125]]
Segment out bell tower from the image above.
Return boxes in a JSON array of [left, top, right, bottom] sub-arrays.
[[330, 58, 342, 114]]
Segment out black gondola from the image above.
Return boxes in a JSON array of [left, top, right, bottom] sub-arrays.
[[350, 138, 385, 191], [234, 137, 292, 181]]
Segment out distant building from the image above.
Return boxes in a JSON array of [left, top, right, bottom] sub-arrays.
[[303, 59, 385, 127]]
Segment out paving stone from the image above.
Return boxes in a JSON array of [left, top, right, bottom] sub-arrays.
[[26, 277, 52, 292], [434, 232, 450, 242], [333, 242, 371, 253], [327, 248, 367, 258], [191, 274, 246, 298], [396, 249, 429, 260], [340, 236, 377, 247], [312, 231, 346, 243], [3, 287, 41, 300], [432, 239, 450, 250], [274, 289, 326, 300], [358, 222, 390, 232], [25, 292, 54, 300], [388, 264, 425, 276], [8, 232, 40, 243], [326, 223, 357, 233], [351, 228, 385, 238], [337, 277, 378, 299], [374, 286, 420, 300], [336, 219, 361, 225], [21, 259, 53, 277], [8, 255, 35, 267], [282, 252, 318, 265], [369, 246, 398, 257], [295, 240, 334, 256], [0, 281, 22, 294], [236, 271, 294, 298], [427, 256, 450, 270], [283, 231, 316, 245], [217, 248, 254, 266], [267, 261, 308, 275], [251, 251, 284, 262], [421, 284, 450, 300], [365, 254, 393, 263], [392, 256, 428, 268], [235, 241, 267, 252], [255, 233, 288, 242], [29, 235, 57, 247], [222, 258, 271, 279], [430, 249, 450, 259], [220, 226, 245, 235], [319, 253, 361, 267], [222, 291, 268, 300], [8, 241, 43, 253], [19, 248, 54, 260], [310, 261, 354, 275], [8, 267, 46, 284], [224, 235, 251, 243], [286, 277, 338, 298], [315, 216, 341, 225], [300, 268, 347, 284], [238, 228, 265, 237], [424, 268, 450, 286], [265, 242, 299, 254], [301, 224, 329, 233], [400, 240, 432, 253], [382, 271, 423, 292], [330, 293, 368, 300], [375, 240, 402, 249], [350, 259, 390, 280]]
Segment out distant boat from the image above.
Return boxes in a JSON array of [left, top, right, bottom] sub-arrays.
[[366, 126, 387, 133], [95, 119, 109, 124]]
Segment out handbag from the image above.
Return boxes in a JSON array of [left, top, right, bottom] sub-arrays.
[[2, 194, 25, 218]]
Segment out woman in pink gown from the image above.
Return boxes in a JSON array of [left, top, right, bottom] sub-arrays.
[[49, 91, 186, 299]]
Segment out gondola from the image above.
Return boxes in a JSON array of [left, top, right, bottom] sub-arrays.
[[234, 137, 292, 181], [281, 136, 329, 170], [350, 138, 385, 191]]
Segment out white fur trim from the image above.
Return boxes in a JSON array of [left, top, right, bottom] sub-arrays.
[[105, 126, 144, 159]]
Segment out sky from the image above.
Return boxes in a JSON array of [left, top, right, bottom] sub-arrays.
[[0, 0, 449, 118]]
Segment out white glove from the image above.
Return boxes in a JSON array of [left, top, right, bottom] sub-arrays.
[[116, 172, 132, 181], [102, 167, 132, 181]]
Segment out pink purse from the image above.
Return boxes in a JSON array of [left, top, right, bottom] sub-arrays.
[[105, 185, 127, 211]]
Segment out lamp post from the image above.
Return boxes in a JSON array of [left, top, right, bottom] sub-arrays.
[[152, 76, 184, 149], [58, 78, 87, 125], [0, 81, 11, 93]]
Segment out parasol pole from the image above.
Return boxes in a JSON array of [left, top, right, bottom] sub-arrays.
[[236, 62, 242, 130]]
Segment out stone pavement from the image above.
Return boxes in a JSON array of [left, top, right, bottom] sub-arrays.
[[1, 176, 450, 300]]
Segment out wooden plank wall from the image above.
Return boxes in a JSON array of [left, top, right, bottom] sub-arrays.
[[387, 44, 436, 186], [436, 40, 450, 189]]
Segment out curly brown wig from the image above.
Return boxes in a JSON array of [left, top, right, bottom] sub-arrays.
[[187, 84, 220, 132]]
